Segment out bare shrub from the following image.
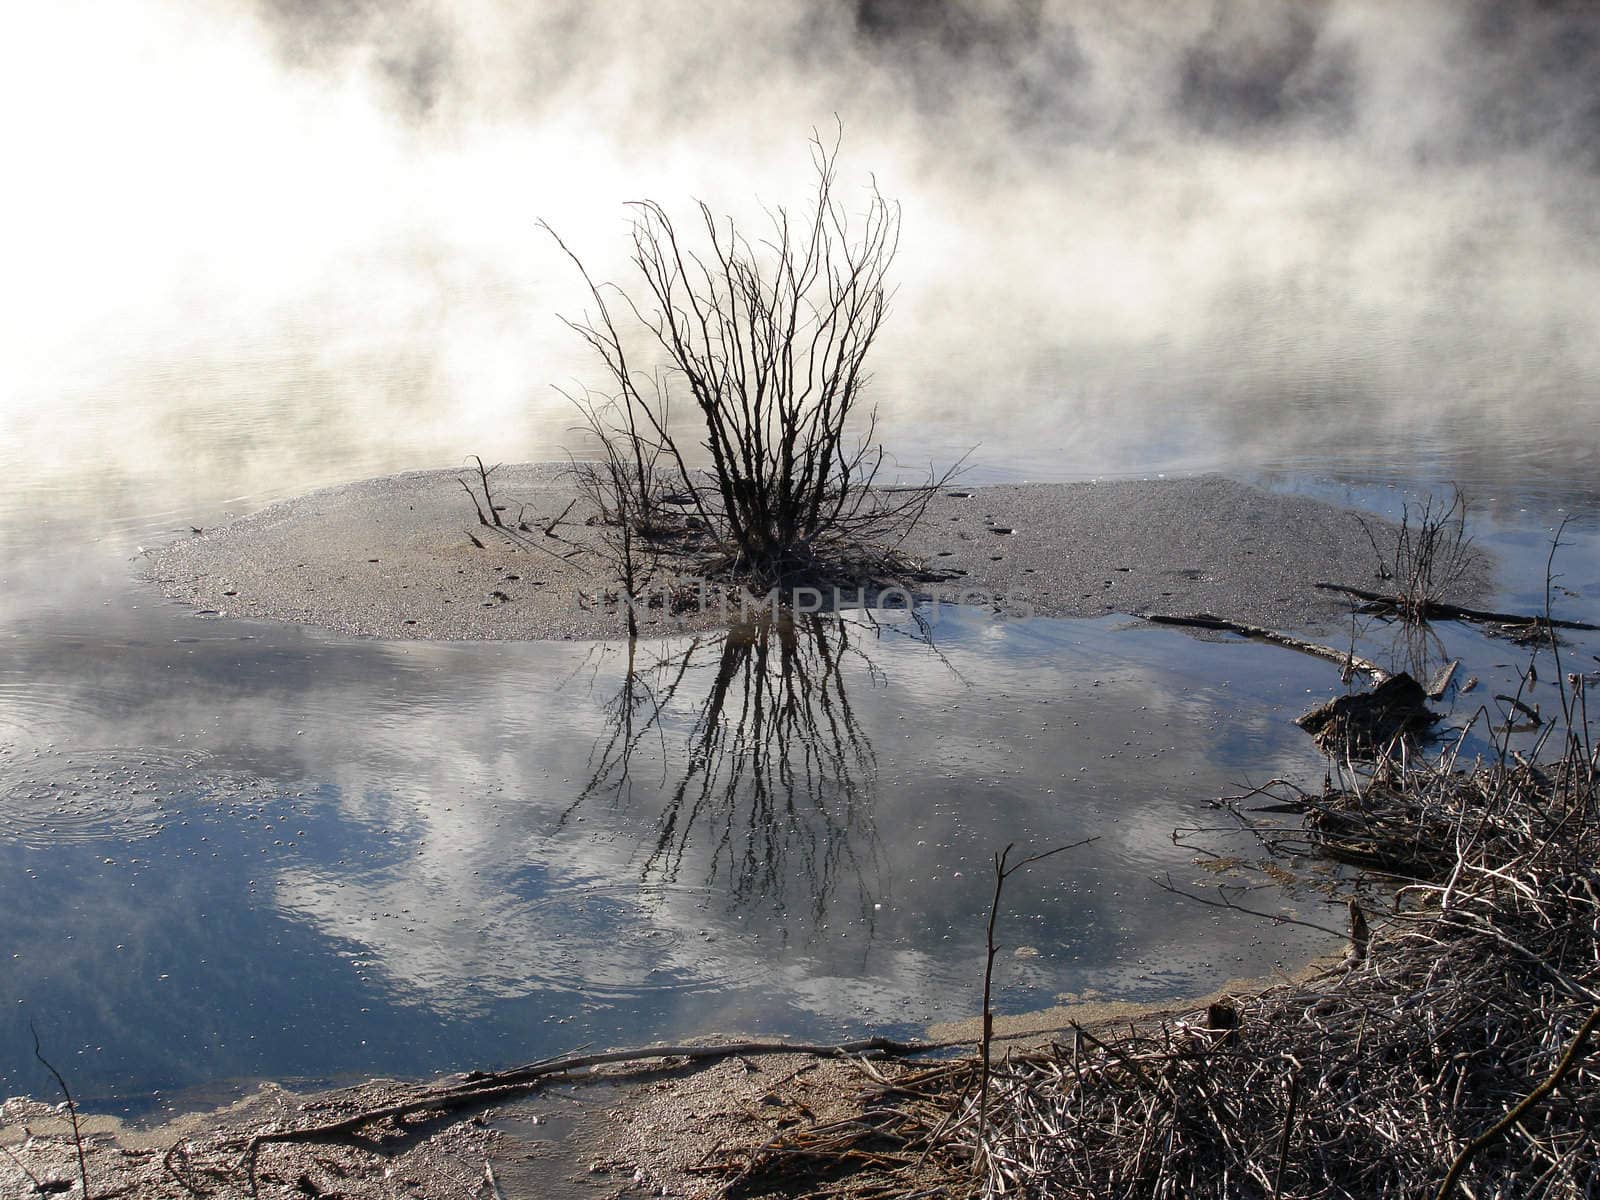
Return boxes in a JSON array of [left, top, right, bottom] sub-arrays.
[[1359, 488, 1479, 621], [543, 127, 956, 592], [567, 391, 675, 639]]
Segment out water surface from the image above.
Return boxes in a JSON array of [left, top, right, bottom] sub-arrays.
[[4, 0, 1600, 1118], [4, 570, 1355, 1111]]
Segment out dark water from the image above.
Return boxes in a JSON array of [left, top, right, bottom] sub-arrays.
[[5, 0, 1600, 1119], [3, 442, 1597, 1117], [1, 547, 1343, 1112]]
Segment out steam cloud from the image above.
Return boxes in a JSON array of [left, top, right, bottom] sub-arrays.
[[3, 0, 1597, 504]]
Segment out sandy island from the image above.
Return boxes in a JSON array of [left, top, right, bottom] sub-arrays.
[[150, 466, 1455, 640]]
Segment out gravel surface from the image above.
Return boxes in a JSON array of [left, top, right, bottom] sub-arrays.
[[901, 475, 1459, 629], [149, 466, 1483, 641]]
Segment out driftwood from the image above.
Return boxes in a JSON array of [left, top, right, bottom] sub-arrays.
[[1426, 657, 1460, 699], [1314, 582, 1600, 632], [1140, 613, 1389, 682], [206, 1036, 967, 1197], [252, 1036, 956, 1145]]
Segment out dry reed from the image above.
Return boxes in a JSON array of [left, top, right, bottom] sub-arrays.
[[711, 703, 1600, 1199]]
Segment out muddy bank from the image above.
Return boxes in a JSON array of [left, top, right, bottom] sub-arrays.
[[0, 1047, 976, 1199], [0, 982, 1301, 1200], [1, 1081, 517, 1200], [150, 467, 1469, 641]]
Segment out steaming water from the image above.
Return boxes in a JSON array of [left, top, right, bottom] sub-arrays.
[[3, 0, 1600, 1115], [1, 592, 1350, 1110]]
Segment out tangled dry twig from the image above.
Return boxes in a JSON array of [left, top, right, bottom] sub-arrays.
[[709, 713, 1600, 1199]]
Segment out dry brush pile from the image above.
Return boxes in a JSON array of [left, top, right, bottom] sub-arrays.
[[710, 711, 1600, 1199]]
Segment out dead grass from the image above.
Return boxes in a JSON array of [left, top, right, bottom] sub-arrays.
[[701, 707, 1600, 1199]]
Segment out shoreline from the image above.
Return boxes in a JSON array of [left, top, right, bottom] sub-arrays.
[[0, 963, 1337, 1200], [148, 465, 1476, 641]]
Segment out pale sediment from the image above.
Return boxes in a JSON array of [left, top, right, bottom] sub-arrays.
[[148, 465, 1480, 641]]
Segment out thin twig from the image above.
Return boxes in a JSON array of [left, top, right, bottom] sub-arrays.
[[31, 1023, 90, 1200]]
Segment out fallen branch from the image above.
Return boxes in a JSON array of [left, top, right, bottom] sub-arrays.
[[1272, 1070, 1300, 1199], [483, 1160, 507, 1200], [234, 1036, 963, 1160], [0, 1145, 45, 1194], [1426, 657, 1460, 699], [1494, 693, 1542, 725], [1314, 582, 1600, 632], [161, 1142, 206, 1198], [543, 498, 577, 536], [1154, 873, 1351, 940], [1141, 612, 1389, 682]]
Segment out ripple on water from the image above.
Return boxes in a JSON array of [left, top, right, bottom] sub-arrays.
[[521, 883, 769, 1001], [0, 745, 213, 848], [0, 663, 206, 758], [0, 678, 137, 745]]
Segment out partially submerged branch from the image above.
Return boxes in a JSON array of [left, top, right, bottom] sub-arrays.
[[1141, 612, 1389, 682], [1315, 582, 1600, 633]]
